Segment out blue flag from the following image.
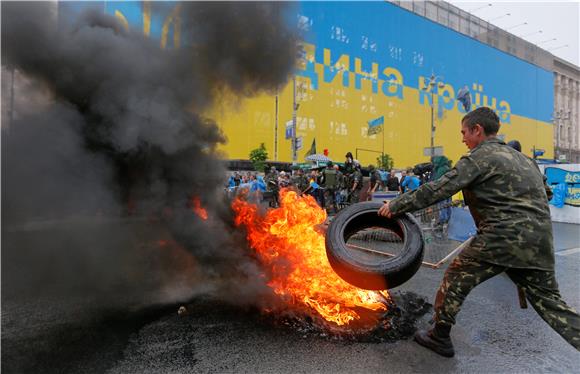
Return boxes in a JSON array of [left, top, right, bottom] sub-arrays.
[[457, 86, 471, 112]]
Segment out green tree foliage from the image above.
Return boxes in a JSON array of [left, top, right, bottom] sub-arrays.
[[249, 143, 269, 172], [376, 154, 394, 170]]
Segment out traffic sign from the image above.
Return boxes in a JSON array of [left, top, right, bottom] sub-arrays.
[[285, 120, 294, 139], [295, 136, 303, 151], [423, 146, 444, 156]]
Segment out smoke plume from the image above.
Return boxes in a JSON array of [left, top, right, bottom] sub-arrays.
[[2, 2, 299, 307]]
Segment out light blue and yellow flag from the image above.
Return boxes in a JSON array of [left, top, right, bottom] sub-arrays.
[[367, 116, 384, 136]]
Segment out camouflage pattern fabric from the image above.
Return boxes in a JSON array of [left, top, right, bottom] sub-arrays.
[[297, 175, 310, 192], [336, 170, 346, 190], [349, 191, 360, 204], [389, 138, 554, 271], [388, 138, 579, 350], [264, 172, 279, 192], [435, 254, 580, 350], [264, 172, 279, 206], [348, 170, 363, 204], [290, 174, 309, 193]]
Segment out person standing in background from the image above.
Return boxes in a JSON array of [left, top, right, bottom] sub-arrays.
[[401, 169, 420, 192], [386, 169, 400, 192]]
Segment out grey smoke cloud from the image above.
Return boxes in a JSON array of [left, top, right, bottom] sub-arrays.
[[2, 2, 299, 306]]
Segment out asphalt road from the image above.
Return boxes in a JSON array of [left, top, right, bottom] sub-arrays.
[[2, 220, 579, 373]]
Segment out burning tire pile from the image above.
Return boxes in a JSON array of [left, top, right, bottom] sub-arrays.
[[258, 291, 431, 343], [232, 190, 430, 338]]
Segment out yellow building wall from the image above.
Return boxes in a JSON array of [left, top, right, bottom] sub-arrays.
[[213, 68, 553, 169]]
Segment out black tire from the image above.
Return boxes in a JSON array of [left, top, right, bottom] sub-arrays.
[[325, 201, 424, 290]]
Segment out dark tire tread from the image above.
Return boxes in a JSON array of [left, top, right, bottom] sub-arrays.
[[325, 201, 424, 290]]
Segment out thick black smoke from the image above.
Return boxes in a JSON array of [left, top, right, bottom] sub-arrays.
[[2, 2, 299, 306]]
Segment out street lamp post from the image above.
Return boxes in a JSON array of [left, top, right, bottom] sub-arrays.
[[548, 44, 569, 52], [537, 37, 557, 45], [274, 92, 278, 161], [430, 93, 435, 158], [423, 74, 445, 159], [469, 3, 492, 13], [505, 22, 527, 31], [519, 29, 542, 39], [292, 77, 298, 162], [488, 13, 510, 23]]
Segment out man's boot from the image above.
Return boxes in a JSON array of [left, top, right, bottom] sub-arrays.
[[414, 323, 455, 358]]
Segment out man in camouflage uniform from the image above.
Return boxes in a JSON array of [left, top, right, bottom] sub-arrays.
[[348, 165, 363, 204], [379, 107, 580, 357], [334, 164, 347, 210], [290, 167, 309, 193], [322, 162, 338, 212], [264, 166, 279, 207]]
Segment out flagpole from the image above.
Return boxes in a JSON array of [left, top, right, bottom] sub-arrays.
[[382, 122, 385, 161], [274, 91, 278, 161], [292, 77, 297, 162]]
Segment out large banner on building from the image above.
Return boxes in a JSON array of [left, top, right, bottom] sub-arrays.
[[59, 1, 554, 167]]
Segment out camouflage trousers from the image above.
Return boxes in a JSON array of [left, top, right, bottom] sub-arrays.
[[434, 253, 580, 350], [324, 188, 336, 212], [349, 189, 361, 204]]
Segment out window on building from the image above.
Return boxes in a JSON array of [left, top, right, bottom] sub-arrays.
[[448, 11, 459, 31], [437, 5, 449, 26], [399, 1, 413, 11], [459, 12, 469, 34], [426, 1, 438, 21], [413, 1, 426, 16], [470, 22, 480, 38], [469, 15, 480, 37]]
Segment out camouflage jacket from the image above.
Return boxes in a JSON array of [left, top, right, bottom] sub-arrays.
[[389, 138, 554, 271], [350, 170, 363, 190], [264, 172, 279, 192], [291, 174, 309, 192], [336, 171, 346, 189]]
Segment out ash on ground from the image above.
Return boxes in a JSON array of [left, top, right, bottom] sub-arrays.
[[262, 291, 432, 343]]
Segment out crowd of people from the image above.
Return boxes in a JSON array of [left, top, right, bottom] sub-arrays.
[[225, 151, 456, 216]]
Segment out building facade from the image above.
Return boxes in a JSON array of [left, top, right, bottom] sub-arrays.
[[11, 1, 575, 167], [391, 0, 580, 163], [554, 58, 580, 163], [215, 1, 555, 167]]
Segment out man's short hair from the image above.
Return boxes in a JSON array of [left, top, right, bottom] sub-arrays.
[[462, 107, 500, 135]]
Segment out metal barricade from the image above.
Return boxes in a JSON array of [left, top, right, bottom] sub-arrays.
[[368, 192, 476, 268], [413, 201, 477, 268]]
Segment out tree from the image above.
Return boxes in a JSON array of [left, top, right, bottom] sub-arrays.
[[249, 143, 269, 172], [376, 154, 394, 170]]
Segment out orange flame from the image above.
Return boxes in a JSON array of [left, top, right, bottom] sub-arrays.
[[232, 189, 387, 326], [191, 196, 208, 220]]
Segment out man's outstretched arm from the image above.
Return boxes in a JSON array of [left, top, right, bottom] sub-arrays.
[[379, 156, 481, 217]]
